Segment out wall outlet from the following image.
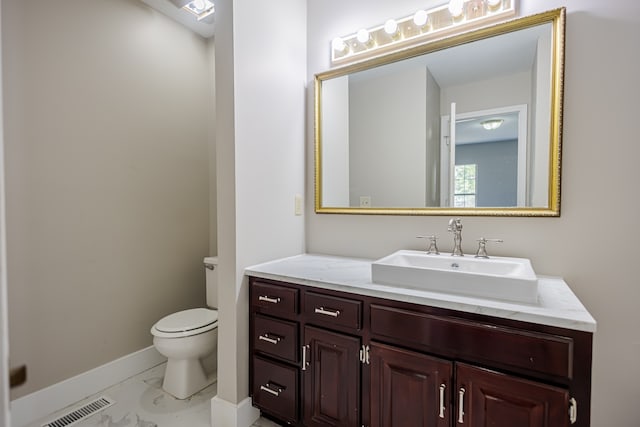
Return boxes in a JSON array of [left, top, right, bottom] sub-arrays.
[[360, 196, 371, 207], [294, 194, 303, 216]]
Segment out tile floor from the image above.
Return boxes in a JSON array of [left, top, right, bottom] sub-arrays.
[[26, 363, 280, 427]]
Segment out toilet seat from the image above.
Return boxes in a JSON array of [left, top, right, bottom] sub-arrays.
[[151, 308, 218, 338]]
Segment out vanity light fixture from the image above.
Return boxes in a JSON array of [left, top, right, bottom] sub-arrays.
[[481, 119, 504, 130], [330, 0, 515, 64], [182, 0, 215, 21]]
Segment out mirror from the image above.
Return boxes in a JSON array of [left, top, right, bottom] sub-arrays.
[[315, 8, 565, 216]]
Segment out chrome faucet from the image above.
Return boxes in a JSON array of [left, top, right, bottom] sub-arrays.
[[417, 235, 440, 255], [448, 218, 464, 256], [475, 237, 503, 259]]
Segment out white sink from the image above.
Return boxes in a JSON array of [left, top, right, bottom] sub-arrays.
[[371, 250, 538, 304]]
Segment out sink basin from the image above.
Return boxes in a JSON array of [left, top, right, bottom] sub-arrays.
[[371, 250, 538, 303]]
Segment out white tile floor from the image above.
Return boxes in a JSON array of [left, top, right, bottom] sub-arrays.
[[26, 363, 280, 427]]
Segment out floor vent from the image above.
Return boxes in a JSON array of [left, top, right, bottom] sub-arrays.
[[41, 396, 115, 427]]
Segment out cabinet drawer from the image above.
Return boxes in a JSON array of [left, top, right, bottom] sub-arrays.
[[370, 304, 573, 380], [304, 291, 362, 330], [251, 280, 298, 317], [252, 356, 299, 423], [253, 314, 299, 363]]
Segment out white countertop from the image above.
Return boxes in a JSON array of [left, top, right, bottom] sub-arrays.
[[245, 253, 597, 333]]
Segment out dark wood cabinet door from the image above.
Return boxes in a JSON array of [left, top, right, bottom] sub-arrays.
[[369, 342, 452, 427], [456, 363, 570, 427], [303, 325, 361, 427]]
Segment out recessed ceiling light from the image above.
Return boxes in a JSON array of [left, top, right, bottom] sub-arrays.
[[481, 119, 504, 130], [183, 0, 215, 21]]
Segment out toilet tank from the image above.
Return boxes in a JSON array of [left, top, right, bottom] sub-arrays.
[[204, 256, 218, 308]]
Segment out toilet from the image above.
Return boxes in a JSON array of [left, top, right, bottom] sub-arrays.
[[151, 256, 219, 399]]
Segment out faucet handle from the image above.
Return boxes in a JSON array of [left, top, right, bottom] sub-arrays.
[[417, 235, 440, 255], [475, 237, 503, 258]]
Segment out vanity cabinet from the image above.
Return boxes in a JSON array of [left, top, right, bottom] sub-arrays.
[[303, 326, 361, 427], [369, 344, 569, 427], [369, 342, 451, 427], [456, 363, 569, 427], [249, 277, 592, 427]]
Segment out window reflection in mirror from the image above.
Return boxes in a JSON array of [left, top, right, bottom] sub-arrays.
[[442, 107, 527, 208]]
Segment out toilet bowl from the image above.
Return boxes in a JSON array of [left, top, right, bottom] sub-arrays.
[[150, 257, 219, 399]]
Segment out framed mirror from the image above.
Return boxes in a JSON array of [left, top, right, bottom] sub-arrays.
[[315, 8, 565, 216]]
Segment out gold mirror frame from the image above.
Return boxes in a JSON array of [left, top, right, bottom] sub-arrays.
[[315, 8, 565, 216]]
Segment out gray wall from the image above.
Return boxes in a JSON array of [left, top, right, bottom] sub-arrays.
[[215, 0, 306, 409], [2, 0, 214, 398], [441, 71, 531, 117], [321, 76, 350, 206], [306, 1, 640, 425], [425, 67, 441, 207], [349, 67, 427, 207], [456, 140, 518, 207]]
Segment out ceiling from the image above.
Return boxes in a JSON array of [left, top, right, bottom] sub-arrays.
[[140, 0, 215, 38]]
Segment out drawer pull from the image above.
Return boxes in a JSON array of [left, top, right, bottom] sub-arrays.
[[314, 307, 341, 317], [458, 387, 466, 424], [258, 334, 281, 345], [260, 382, 285, 397], [439, 383, 446, 419], [258, 295, 281, 304]]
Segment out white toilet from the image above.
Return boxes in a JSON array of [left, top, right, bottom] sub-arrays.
[[151, 256, 219, 399]]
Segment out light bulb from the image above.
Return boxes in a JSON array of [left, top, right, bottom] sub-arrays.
[[356, 29, 371, 44], [332, 37, 347, 53], [413, 10, 429, 27], [448, 0, 464, 18], [384, 19, 398, 35]]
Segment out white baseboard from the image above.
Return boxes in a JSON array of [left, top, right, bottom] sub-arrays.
[[10, 345, 165, 427], [211, 395, 259, 427]]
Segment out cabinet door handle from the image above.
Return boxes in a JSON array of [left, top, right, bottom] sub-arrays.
[[439, 383, 446, 419], [314, 307, 341, 317], [258, 334, 281, 345], [302, 344, 309, 370], [258, 295, 281, 304], [260, 382, 284, 397], [457, 387, 466, 424], [569, 397, 578, 424]]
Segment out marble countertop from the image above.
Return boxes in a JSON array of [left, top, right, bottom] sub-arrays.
[[245, 253, 597, 333]]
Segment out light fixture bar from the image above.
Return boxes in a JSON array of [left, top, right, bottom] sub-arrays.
[[331, 0, 515, 64]]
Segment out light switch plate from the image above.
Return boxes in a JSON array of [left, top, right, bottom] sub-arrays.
[[295, 194, 303, 215]]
